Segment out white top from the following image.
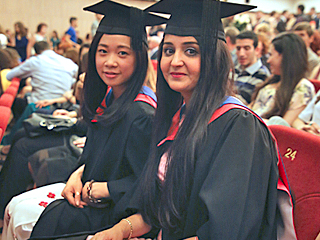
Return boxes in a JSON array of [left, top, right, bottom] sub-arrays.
[[299, 90, 320, 125], [7, 50, 78, 103]]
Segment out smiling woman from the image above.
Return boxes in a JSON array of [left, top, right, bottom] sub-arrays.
[[88, 1, 295, 240], [1, 1, 167, 240]]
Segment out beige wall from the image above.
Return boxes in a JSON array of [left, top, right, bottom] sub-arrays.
[[0, 0, 157, 40]]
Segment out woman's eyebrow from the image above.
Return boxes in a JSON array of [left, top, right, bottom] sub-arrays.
[[97, 44, 131, 49], [163, 42, 199, 46], [182, 42, 199, 45]]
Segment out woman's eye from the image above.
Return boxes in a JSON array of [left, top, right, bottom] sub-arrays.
[[119, 51, 129, 56], [163, 48, 174, 56], [186, 48, 198, 56], [98, 49, 107, 54]]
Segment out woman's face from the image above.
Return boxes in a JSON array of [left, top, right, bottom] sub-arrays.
[[160, 34, 201, 103], [40, 26, 47, 35], [267, 44, 282, 76], [95, 34, 136, 99]]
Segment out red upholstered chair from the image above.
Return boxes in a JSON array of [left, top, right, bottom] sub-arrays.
[[0, 106, 11, 135], [269, 125, 320, 240], [0, 93, 15, 108], [309, 79, 320, 93], [4, 85, 19, 96], [10, 78, 21, 87]]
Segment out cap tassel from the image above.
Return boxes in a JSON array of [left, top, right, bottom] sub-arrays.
[[200, 0, 221, 72], [130, 7, 145, 51]]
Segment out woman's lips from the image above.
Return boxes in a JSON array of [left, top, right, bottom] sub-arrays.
[[170, 72, 186, 78], [105, 72, 119, 78]]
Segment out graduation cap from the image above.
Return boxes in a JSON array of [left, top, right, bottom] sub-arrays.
[[84, 0, 168, 50], [145, 0, 256, 41]]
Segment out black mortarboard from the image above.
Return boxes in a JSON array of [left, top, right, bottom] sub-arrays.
[[146, 0, 256, 41], [84, 0, 168, 50]]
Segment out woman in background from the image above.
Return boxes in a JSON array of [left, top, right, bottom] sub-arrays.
[[9, 22, 28, 62], [250, 32, 315, 126]]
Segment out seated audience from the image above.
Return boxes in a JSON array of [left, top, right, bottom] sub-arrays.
[[293, 22, 320, 78], [234, 31, 270, 104], [2, 41, 78, 145], [292, 90, 320, 136], [250, 33, 315, 126]]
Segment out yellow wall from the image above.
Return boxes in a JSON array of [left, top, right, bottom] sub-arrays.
[[0, 0, 156, 40]]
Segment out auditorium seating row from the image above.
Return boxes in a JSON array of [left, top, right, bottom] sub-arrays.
[[0, 78, 20, 142]]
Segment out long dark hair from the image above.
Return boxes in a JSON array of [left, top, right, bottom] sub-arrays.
[[14, 22, 27, 37], [140, 34, 233, 234], [252, 33, 308, 119], [81, 32, 148, 126]]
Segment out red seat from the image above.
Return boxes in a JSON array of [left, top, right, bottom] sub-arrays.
[[0, 106, 11, 135], [9, 79, 20, 88], [269, 125, 320, 240], [4, 85, 19, 96], [0, 93, 15, 108], [309, 79, 320, 93]]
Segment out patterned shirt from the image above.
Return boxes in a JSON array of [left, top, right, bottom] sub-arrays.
[[251, 78, 315, 118], [234, 59, 270, 104]]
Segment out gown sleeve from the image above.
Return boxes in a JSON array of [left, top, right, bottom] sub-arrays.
[[196, 110, 279, 240], [107, 113, 153, 204]]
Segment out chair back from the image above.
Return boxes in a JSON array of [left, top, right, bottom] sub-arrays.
[[309, 79, 320, 93], [269, 125, 320, 240], [0, 106, 11, 141]]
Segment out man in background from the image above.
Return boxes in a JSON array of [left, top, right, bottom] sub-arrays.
[[65, 17, 78, 45], [234, 31, 270, 104], [294, 22, 320, 78]]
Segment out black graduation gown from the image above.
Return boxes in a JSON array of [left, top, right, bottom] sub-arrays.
[[30, 101, 155, 238], [159, 108, 279, 239]]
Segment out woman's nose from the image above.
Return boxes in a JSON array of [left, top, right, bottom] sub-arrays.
[[171, 51, 183, 67], [104, 54, 118, 67]]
